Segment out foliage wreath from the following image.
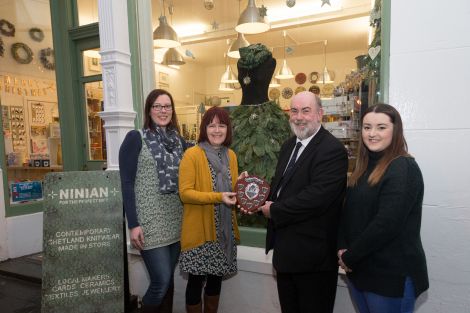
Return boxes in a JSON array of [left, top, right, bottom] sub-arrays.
[[40, 48, 55, 70], [11, 42, 33, 64], [0, 19, 15, 37], [29, 27, 45, 42], [0, 37, 4, 57]]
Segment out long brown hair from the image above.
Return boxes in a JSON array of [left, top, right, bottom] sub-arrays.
[[349, 103, 410, 187], [143, 89, 180, 133], [198, 107, 233, 146]]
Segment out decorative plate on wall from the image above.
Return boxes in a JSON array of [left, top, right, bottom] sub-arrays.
[[269, 88, 280, 100], [309, 71, 319, 83], [295, 72, 306, 85], [282, 87, 293, 99], [295, 86, 306, 94], [322, 83, 335, 96], [308, 85, 320, 95]]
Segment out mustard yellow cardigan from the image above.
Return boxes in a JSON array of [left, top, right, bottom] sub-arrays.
[[178, 145, 240, 251]]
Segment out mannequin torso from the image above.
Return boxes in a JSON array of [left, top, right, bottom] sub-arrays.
[[238, 56, 276, 105]]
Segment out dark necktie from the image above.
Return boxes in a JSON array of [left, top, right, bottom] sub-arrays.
[[283, 142, 303, 177], [272, 142, 303, 200]]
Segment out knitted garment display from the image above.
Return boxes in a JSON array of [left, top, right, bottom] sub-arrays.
[[238, 44, 272, 70]]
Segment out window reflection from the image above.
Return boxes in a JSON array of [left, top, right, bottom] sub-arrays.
[[77, 0, 99, 26], [83, 49, 102, 75]]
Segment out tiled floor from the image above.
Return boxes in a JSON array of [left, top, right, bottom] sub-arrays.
[[0, 254, 139, 313], [0, 254, 42, 313], [0, 274, 41, 313]]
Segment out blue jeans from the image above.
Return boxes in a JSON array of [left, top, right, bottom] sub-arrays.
[[140, 241, 180, 305], [347, 277, 416, 313]]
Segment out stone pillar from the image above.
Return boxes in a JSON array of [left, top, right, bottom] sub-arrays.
[[97, 0, 136, 171]]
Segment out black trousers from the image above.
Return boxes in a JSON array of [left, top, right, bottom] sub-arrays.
[[276, 270, 338, 313]]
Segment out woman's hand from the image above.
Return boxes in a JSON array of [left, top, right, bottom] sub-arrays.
[[130, 226, 145, 251], [337, 249, 352, 273], [221, 192, 237, 206], [237, 171, 248, 181]]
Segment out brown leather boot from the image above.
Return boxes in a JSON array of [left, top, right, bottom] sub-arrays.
[[159, 283, 174, 313], [203, 294, 219, 313], [186, 302, 202, 313]]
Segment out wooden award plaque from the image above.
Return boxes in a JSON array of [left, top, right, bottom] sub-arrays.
[[235, 175, 270, 212]]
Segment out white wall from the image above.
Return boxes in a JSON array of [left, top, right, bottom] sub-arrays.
[[389, 0, 470, 312]]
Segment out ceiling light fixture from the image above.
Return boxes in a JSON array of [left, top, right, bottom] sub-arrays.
[[235, 0, 270, 34], [275, 31, 294, 80], [319, 40, 334, 84], [220, 53, 238, 83], [153, 0, 180, 48], [162, 48, 185, 66], [227, 33, 250, 59], [269, 78, 281, 87], [218, 83, 235, 91]]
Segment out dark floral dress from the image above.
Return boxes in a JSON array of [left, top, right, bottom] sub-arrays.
[[179, 162, 237, 276]]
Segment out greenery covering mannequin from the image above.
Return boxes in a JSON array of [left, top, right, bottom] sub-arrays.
[[231, 44, 291, 226]]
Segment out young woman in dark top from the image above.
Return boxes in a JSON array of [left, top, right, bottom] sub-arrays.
[[338, 104, 428, 313], [119, 89, 186, 313]]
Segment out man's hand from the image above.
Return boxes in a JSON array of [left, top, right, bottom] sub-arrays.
[[259, 201, 273, 218]]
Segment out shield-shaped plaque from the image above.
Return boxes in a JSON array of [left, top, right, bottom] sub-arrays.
[[236, 175, 270, 212]]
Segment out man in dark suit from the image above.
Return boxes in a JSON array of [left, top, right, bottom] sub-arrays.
[[259, 91, 348, 313]]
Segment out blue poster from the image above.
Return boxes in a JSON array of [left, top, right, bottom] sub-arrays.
[[10, 181, 43, 203]]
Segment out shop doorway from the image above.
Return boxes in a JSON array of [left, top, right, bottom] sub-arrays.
[[76, 43, 107, 171]]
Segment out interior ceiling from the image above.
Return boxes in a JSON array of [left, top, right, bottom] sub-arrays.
[[152, 0, 373, 66]]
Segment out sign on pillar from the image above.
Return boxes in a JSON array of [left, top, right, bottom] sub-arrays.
[[41, 171, 124, 313]]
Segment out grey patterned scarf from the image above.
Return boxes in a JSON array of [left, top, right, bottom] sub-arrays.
[[142, 127, 183, 194], [199, 141, 234, 262]]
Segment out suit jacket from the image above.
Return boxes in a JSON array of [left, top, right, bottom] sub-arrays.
[[266, 126, 348, 273]]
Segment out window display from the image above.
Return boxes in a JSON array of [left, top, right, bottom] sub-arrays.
[[85, 82, 106, 161], [0, 0, 62, 206]]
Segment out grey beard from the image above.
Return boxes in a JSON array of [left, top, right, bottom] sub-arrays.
[[290, 121, 316, 140]]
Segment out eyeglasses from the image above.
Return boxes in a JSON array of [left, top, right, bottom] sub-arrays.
[[151, 104, 173, 112]]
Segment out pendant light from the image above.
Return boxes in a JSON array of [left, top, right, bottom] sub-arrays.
[[319, 40, 334, 84], [275, 31, 294, 80], [227, 33, 250, 59], [269, 78, 281, 87], [218, 83, 235, 91], [220, 53, 238, 83], [235, 0, 270, 34], [153, 0, 180, 48], [162, 48, 185, 66]]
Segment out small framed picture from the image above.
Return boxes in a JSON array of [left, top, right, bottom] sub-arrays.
[[158, 72, 169, 88], [88, 57, 101, 72]]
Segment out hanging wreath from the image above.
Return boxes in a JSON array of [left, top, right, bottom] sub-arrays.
[[0, 37, 4, 57], [29, 27, 44, 42], [0, 19, 15, 37], [11, 42, 33, 64], [40, 48, 55, 70]]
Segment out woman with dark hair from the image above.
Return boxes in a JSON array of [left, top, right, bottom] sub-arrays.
[[119, 89, 186, 313], [338, 104, 429, 313], [178, 106, 241, 313]]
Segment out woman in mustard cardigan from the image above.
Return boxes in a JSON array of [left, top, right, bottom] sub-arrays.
[[178, 107, 241, 313]]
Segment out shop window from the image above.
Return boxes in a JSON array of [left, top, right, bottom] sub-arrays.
[[83, 49, 102, 75], [0, 0, 63, 205], [84, 81, 106, 161], [77, 0, 99, 26], [149, 0, 385, 243]]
